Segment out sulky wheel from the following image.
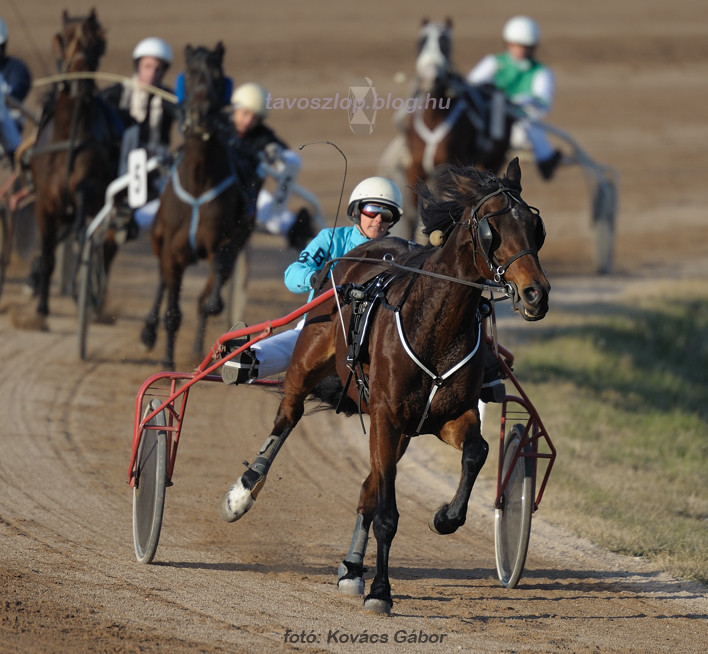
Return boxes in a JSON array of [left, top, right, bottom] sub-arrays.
[[494, 423, 534, 588], [132, 399, 168, 564]]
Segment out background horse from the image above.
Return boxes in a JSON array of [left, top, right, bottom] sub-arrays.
[[28, 9, 117, 325], [393, 19, 515, 241], [219, 158, 549, 613], [141, 43, 250, 369]]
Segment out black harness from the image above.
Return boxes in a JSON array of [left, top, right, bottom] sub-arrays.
[[335, 267, 482, 437]]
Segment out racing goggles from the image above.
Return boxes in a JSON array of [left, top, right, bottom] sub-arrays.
[[360, 203, 397, 223]]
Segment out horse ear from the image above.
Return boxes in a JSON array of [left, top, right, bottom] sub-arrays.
[[421, 17, 429, 27], [52, 33, 65, 60], [445, 17, 453, 30], [505, 157, 522, 187], [185, 44, 193, 61], [62, 10, 69, 27], [215, 41, 225, 59]]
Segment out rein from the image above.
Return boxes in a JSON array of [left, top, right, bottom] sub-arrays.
[[330, 255, 506, 293]]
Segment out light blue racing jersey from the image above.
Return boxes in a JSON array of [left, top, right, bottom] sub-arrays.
[[284, 225, 370, 299]]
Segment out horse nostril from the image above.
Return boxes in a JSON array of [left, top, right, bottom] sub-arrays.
[[524, 286, 541, 306]]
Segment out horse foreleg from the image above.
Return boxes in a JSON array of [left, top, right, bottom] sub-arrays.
[[141, 279, 165, 352], [35, 225, 56, 319], [338, 513, 371, 595], [339, 436, 409, 596], [194, 245, 232, 356], [163, 271, 183, 370], [364, 426, 405, 615], [429, 409, 489, 535]]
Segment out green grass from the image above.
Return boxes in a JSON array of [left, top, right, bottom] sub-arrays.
[[505, 283, 708, 584]]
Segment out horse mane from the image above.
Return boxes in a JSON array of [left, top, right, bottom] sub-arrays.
[[416, 164, 520, 235]]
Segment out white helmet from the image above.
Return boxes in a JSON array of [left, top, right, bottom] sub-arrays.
[[0, 18, 8, 45], [231, 82, 269, 118], [347, 176, 403, 224], [502, 16, 540, 47], [132, 37, 173, 66]]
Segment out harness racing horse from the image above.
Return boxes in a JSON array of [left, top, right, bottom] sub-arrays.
[[398, 19, 514, 241], [28, 9, 117, 324], [219, 158, 550, 613], [141, 43, 250, 369]]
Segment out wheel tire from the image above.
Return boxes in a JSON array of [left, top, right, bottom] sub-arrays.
[[77, 238, 106, 360], [133, 399, 168, 564], [494, 423, 534, 588], [592, 177, 617, 275], [226, 247, 249, 328], [0, 202, 9, 302]]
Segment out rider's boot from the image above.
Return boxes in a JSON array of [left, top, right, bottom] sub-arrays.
[[537, 149, 563, 181], [221, 322, 260, 385], [218, 426, 293, 522]]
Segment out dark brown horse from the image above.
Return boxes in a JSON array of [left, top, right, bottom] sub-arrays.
[[399, 19, 515, 241], [219, 158, 549, 613], [28, 9, 117, 323], [140, 43, 250, 369]]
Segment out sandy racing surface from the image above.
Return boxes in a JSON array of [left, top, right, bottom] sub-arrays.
[[1, 0, 707, 652]]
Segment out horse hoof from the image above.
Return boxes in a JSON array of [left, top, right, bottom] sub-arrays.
[[428, 508, 458, 535], [338, 577, 365, 596], [428, 513, 443, 534], [140, 326, 157, 351], [218, 478, 255, 523], [363, 597, 392, 615], [202, 296, 224, 316]]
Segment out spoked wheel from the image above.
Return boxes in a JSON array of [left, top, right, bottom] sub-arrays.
[[495, 423, 535, 588], [133, 399, 169, 564], [77, 237, 107, 360]]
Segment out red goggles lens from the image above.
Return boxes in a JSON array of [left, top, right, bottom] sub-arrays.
[[360, 203, 396, 223]]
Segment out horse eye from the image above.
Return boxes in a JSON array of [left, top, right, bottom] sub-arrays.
[[535, 220, 546, 250]]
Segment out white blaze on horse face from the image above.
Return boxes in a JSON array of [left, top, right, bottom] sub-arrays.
[[416, 24, 450, 87]]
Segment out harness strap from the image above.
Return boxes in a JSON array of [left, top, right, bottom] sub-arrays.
[[413, 97, 464, 174], [393, 311, 482, 435], [170, 157, 238, 251]]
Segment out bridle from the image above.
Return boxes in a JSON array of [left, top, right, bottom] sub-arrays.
[[453, 185, 545, 307], [181, 54, 224, 139], [57, 19, 105, 78], [464, 186, 543, 272]]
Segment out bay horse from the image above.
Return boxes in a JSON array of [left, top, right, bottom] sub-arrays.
[[219, 158, 549, 613], [398, 19, 515, 241], [140, 43, 250, 369], [28, 9, 118, 324]]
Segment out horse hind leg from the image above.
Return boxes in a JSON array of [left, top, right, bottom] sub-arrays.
[[218, 381, 314, 523], [429, 411, 489, 535], [219, 329, 335, 523]]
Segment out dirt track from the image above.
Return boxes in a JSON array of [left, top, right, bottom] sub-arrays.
[[1, 1, 707, 652]]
